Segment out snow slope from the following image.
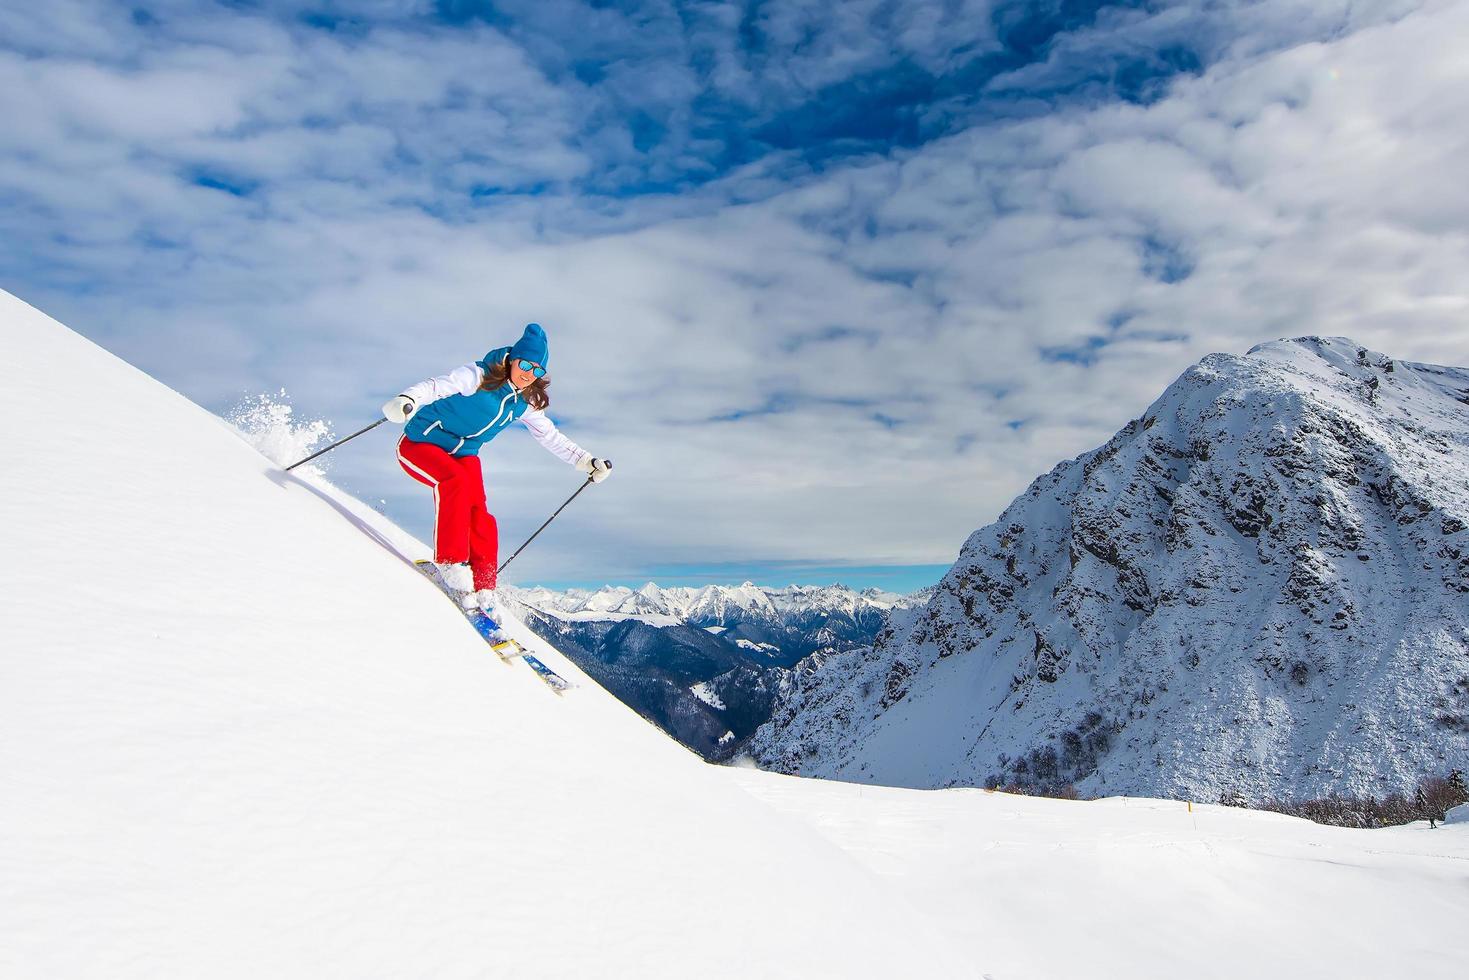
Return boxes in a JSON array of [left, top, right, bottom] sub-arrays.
[[732, 768, 1469, 980], [747, 338, 1469, 802], [0, 290, 966, 978], [4, 293, 1467, 980]]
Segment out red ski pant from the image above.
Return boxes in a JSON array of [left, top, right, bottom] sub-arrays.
[[397, 436, 499, 590]]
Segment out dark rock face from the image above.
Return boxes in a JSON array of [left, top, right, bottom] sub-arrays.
[[746, 338, 1469, 803]]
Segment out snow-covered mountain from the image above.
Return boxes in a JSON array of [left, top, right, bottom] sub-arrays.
[[500, 581, 928, 759], [508, 580, 920, 627], [747, 337, 1469, 804]]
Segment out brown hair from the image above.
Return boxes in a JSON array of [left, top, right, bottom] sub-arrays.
[[480, 355, 550, 411]]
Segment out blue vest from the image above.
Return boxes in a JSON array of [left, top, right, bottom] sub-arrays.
[[403, 347, 530, 457]]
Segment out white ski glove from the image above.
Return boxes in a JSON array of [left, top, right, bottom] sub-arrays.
[[382, 395, 416, 423], [576, 456, 612, 483]]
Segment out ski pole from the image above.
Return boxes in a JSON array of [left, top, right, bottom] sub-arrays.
[[284, 418, 387, 471], [498, 464, 609, 574]]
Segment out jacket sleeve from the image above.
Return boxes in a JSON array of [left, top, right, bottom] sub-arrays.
[[519, 409, 590, 466], [401, 362, 484, 407]]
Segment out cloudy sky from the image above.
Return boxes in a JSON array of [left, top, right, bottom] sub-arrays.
[[3, 0, 1468, 590]]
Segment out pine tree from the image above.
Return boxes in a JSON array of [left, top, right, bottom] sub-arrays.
[[1415, 786, 1433, 828]]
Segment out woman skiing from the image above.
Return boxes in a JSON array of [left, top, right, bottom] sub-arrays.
[[382, 323, 610, 612]]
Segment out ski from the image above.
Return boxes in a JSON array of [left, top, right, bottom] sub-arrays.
[[413, 560, 573, 696], [485, 636, 573, 695]]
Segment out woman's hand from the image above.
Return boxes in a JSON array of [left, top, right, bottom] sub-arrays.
[[382, 395, 416, 423], [576, 456, 613, 483]]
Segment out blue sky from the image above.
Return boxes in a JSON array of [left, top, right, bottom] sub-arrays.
[[3, 1, 1468, 591]]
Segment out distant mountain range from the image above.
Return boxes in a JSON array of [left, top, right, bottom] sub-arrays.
[[746, 338, 1469, 804], [500, 582, 930, 758]]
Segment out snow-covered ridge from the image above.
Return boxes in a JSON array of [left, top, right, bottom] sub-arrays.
[[504, 580, 923, 627], [747, 337, 1469, 804], [0, 289, 964, 978]]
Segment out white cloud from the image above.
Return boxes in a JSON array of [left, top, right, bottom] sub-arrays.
[[3, 1, 1468, 584]]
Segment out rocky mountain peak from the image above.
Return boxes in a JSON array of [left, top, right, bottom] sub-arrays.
[[746, 337, 1469, 803]]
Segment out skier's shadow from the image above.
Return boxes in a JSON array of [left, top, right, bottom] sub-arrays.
[[265, 467, 420, 573]]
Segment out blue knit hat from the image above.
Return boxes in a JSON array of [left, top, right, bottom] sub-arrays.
[[510, 323, 549, 368]]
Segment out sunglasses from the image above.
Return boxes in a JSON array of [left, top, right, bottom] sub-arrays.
[[515, 359, 546, 378]]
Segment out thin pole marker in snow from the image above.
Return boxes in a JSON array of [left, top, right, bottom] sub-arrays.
[[284, 419, 387, 471]]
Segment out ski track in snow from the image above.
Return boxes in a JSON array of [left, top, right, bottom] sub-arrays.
[[2, 289, 1467, 978]]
